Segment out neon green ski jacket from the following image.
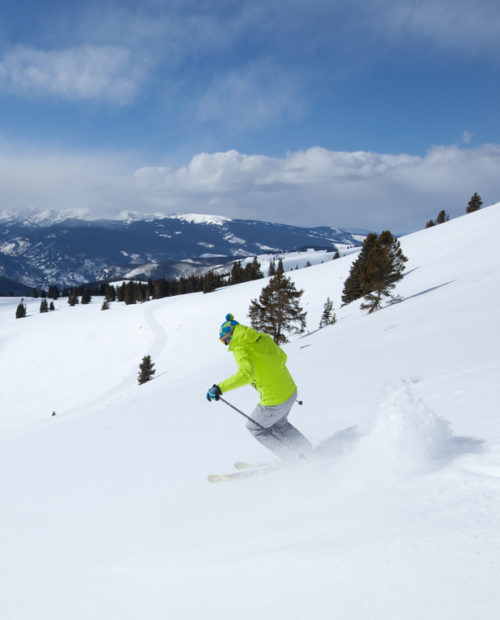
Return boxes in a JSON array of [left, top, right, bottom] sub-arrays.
[[218, 324, 297, 406]]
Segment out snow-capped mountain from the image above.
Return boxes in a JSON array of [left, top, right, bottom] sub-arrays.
[[0, 212, 364, 289]]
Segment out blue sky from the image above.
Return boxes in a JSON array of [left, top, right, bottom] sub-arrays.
[[0, 0, 499, 231]]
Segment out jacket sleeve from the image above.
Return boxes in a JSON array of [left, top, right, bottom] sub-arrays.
[[218, 349, 254, 393]]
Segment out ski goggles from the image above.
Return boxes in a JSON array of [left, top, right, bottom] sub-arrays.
[[220, 333, 232, 345]]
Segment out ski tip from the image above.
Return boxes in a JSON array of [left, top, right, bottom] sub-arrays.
[[207, 474, 225, 483], [234, 460, 268, 470]]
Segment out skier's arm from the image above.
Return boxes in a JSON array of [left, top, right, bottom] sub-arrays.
[[218, 351, 254, 394]]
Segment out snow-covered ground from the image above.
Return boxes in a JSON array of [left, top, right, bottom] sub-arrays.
[[1, 204, 499, 620]]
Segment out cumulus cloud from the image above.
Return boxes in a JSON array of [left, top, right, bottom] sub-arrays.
[[129, 145, 500, 231], [3, 142, 498, 233], [0, 45, 149, 104]]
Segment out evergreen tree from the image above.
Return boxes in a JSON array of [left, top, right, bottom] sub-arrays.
[[202, 270, 218, 293], [117, 283, 126, 302], [230, 261, 245, 284], [68, 290, 79, 306], [250, 256, 264, 279], [435, 210, 450, 224], [242, 257, 264, 282], [105, 284, 116, 303], [101, 299, 110, 311], [341, 233, 378, 305], [124, 282, 136, 305], [425, 219, 435, 228], [48, 285, 60, 300], [49, 301, 55, 311], [81, 288, 92, 304], [319, 297, 336, 328], [138, 355, 156, 385], [333, 251, 340, 260], [16, 299, 27, 319], [153, 278, 168, 299], [133, 282, 146, 303], [249, 272, 307, 344], [268, 258, 276, 276], [39, 298, 49, 313], [466, 192, 482, 213], [359, 231, 408, 313]]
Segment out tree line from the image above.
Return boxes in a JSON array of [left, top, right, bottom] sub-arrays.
[[14, 257, 266, 317], [425, 192, 483, 228]]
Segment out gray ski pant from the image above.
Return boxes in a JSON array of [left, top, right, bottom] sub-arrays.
[[246, 390, 312, 459]]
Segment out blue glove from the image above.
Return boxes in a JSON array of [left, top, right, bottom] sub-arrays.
[[207, 384, 222, 402]]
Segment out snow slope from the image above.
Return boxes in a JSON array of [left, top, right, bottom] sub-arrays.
[[1, 204, 499, 620]]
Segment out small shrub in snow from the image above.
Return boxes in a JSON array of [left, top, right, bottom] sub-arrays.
[[138, 355, 156, 385]]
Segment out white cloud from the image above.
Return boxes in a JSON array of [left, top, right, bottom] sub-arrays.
[[0, 45, 149, 104], [1, 143, 499, 233], [195, 60, 305, 130], [369, 0, 500, 57]]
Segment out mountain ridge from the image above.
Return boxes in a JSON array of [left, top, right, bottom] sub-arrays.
[[0, 213, 366, 290]]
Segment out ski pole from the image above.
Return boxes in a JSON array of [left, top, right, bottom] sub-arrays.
[[219, 397, 307, 459]]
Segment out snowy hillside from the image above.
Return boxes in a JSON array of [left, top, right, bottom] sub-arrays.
[[1, 204, 499, 620]]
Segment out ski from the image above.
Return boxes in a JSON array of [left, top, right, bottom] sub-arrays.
[[208, 463, 276, 483], [233, 460, 269, 471]]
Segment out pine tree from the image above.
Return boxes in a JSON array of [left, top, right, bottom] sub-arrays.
[[15, 300, 27, 319], [105, 285, 116, 303], [124, 282, 136, 305], [425, 219, 435, 228], [68, 290, 79, 306], [202, 270, 218, 293], [48, 285, 60, 300], [153, 278, 168, 299], [268, 258, 276, 276], [81, 288, 92, 304], [319, 297, 336, 328], [39, 298, 49, 313], [101, 299, 110, 311], [242, 257, 264, 282], [49, 301, 55, 311], [435, 210, 450, 224], [117, 283, 126, 302], [249, 272, 307, 344], [230, 261, 245, 284], [138, 355, 156, 385], [466, 192, 482, 213], [341, 233, 378, 305], [250, 256, 264, 279], [359, 231, 408, 313]]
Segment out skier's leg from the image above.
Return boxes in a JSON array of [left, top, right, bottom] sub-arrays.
[[270, 417, 313, 456], [246, 391, 311, 459]]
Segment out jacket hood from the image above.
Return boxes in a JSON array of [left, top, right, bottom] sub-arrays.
[[228, 324, 260, 349]]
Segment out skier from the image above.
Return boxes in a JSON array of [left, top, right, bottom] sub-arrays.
[[207, 313, 312, 460]]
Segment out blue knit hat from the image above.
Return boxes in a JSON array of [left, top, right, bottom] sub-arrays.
[[219, 313, 239, 340]]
